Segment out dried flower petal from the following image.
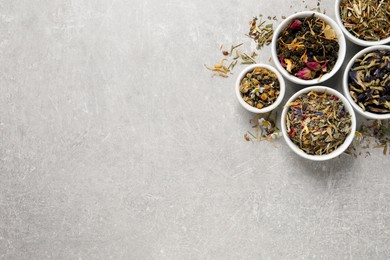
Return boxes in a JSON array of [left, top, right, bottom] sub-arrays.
[[296, 68, 314, 80], [321, 60, 328, 72], [285, 59, 294, 73], [323, 24, 336, 40], [279, 57, 287, 67], [290, 19, 302, 30], [306, 61, 321, 71], [300, 51, 308, 63]]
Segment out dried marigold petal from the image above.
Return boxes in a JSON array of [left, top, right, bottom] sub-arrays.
[[284, 59, 293, 72]]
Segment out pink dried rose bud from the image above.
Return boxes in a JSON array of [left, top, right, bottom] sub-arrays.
[[279, 57, 287, 67], [296, 68, 313, 80], [290, 19, 302, 30], [306, 61, 321, 71]]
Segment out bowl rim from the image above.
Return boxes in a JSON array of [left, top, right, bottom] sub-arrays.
[[334, 0, 390, 47], [281, 86, 356, 161], [235, 63, 286, 113], [271, 11, 346, 85], [342, 45, 390, 120]]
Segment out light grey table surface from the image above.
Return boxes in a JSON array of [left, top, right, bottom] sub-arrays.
[[1, 0, 389, 259]]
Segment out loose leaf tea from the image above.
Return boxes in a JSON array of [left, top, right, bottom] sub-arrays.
[[276, 14, 339, 80], [285, 91, 352, 155], [346, 119, 390, 156], [239, 67, 280, 109], [339, 0, 390, 41], [360, 120, 390, 155], [204, 44, 259, 78], [245, 112, 281, 142], [248, 16, 274, 50], [348, 50, 390, 114]]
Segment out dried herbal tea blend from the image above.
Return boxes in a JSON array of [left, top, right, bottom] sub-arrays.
[[346, 119, 390, 156], [348, 49, 390, 114], [276, 14, 339, 80], [248, 16, 274, 49], [204, 43, 260, 78], [240, 67, 280, 109], [286, 91, 352, 155], [244, 112, 281, 142], [339, 0, 390, 41]]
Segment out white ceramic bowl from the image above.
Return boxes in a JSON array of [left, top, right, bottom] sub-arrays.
[[342, 45, 390, 120], [235, 64, 285, 113], [271, 11, 346, 85], [335, 0, 390, 46], [281, 86, 356, 161]]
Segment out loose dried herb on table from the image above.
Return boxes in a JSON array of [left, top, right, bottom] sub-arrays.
[[204, 43, 259, 78], [348, 49, 390, 114], [339, 0, 390, 41], [248, 15, 274, 49], [239, 67, 280, 109], [244, 112, 281, 142], [276, 14, 339, 80], [285, 91, 352, 155], [347, 119, 390, 156]]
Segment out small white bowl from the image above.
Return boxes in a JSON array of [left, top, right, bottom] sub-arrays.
[[235, 64, 285, 113], [271, 11, 346, 85], [335, 0, 390, 46], [342, 45, 390, 120], [281, 86, 356, 161]]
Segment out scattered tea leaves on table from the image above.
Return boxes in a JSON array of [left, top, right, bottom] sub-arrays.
[[348, 49, 390, 114], [346, 119, 390, 156], [204, 58, 230, 78], [276, 14, 339, 80], [204, 6, 388, 158], [245, 112, 281, 142], [248, 16, 274, 50], [339, 0, 390, 41], [229, 43, 244, 56], [285, 91, 352, 155], [205, 43, 259, 78], [239, 52, 258, 64]]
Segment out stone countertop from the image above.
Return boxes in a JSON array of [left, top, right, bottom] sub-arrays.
[[1, 0, 389, 259]]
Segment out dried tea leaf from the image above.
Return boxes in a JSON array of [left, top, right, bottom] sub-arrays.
[[276, 14, 339, 80], [347, 50, 390, 114], [339, 0, 389, 41], [248, 16, 274, 49], [286, 90, 352, 155]]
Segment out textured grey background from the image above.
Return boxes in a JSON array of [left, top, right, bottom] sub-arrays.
[[1, 0, 389, 259]]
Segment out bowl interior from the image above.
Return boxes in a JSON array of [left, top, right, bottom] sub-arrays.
[[281, 86, 356, 161], [334, 0, 390, 46], [271, 11, 346, 85], [342, 45, 390, 120], [236, 64, 285, 113]]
